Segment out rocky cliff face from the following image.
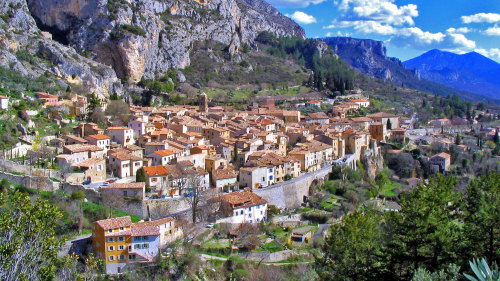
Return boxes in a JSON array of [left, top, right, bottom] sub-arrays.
[[26, 0, 304, 83], [0, 0, 122, 97], [320, 37, 410, 83]]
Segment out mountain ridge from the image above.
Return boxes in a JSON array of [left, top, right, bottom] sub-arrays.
[[404, 49, 500, 99], [319, 36, 497, 102]]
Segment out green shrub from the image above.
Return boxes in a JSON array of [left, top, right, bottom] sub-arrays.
[[118, 24, 146, 36]]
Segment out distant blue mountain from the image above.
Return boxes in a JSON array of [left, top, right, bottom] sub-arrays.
[[404, 49, 500, 99]]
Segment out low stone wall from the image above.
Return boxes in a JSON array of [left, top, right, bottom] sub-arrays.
[[238, 250, 297, 262], [0, 171, 59, 192], [253, 165, 332, 209], [60, 183, 101, 203], [0, 159, 63, 179]]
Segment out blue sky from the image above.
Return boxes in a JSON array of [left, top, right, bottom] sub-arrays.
[[266, 0, 500, 62]]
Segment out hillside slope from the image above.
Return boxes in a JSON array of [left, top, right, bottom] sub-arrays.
[[404, 49, 500, 99]]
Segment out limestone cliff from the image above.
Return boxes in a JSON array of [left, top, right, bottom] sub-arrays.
[[0, 0, 122, 97], [26, 0, 305, 82]]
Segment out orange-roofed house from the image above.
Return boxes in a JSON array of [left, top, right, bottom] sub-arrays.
[[92, 216, 183, 274], [107, 127, 135, 146], [306, 100, 321, 108], [148, 149, 178, 166], [215, 191, 268, 224], [144, 166, 168, 193], [85, 134, 111, 154], [36, 92, 58, 107], [92, 216, 133, 274]]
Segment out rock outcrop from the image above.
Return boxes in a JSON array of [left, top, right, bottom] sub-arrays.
[[26, 0, 305, 82], [0, 0, 122, 98]]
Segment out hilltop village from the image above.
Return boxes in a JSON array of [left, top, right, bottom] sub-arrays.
[[0, 90, 498, 275]]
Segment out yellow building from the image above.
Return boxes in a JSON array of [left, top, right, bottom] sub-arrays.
[[92, 216, 132, 274]]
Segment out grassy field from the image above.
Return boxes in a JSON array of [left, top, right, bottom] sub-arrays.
[[82, 201, 141, 223]]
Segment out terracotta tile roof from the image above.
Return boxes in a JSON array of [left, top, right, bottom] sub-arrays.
[[102, 182, 145, 189], [135, 217, 174, 227], [153, 149, 175, 157], [351, 117, 373, 122], [144, 166, 168, 177], [96, 216, 132, 230], [74, 158, 105, 168], [86, 134, 110, 140], [110, 151, 143, 161], [65, 135, 88, 143], [218, 192, 267, 209], [64, 144, 102, 153], [212, 168, 238, 180], [131, 223, 160, 237]]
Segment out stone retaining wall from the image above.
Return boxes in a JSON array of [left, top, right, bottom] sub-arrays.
[[253, 165, 332, 209], [0, 171, 59, 192]]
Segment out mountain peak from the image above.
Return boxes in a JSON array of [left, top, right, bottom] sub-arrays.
[[404, 49, 500, 99]]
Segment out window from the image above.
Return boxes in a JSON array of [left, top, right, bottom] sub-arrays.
[[119, 227, 124, 231], [129, 255, 136, 260], [240, 210, 244, 215], [108, 255, 115, 261], [119, 255, 126, 260], [108, 237, 114, 243], [118, 245, 125, 250], [108, 246, 114, 251], [261, 211, 263, 215], [118, 236, 124, 242]]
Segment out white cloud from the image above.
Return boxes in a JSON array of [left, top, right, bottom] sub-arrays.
[[335, 0, 418, 26], [446, 27, 472, 34], [288, 11, 317, 25], [325, 20, 397, 35], [475, 48, 500, 62], [265, 0, 326, 8], [388, 27, 476, 50], [461, 13, 500, 24], [484, 25, 500, 36]]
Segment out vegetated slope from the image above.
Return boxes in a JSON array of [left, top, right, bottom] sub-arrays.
[[320, 37, 495, 102], [404, 49, 500, 99]]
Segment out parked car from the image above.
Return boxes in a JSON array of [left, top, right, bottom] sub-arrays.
[[106, 178, 117, 183], [100, 182, 110, 187], [206, 223, 215, 228], [82, 180, 91, 185]]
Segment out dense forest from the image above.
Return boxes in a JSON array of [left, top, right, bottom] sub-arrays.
[[256, 32, 356, 94], [315, 172, 500, 281]]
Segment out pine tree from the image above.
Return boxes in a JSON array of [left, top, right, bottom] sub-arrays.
[[136, 167, 147, 183], [233, 142, 239, 163]]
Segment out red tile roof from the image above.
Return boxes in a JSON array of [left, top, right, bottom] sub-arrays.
[[218, 192, 267, 209], [144, 166, 168, 177], [95, 216, 132, 230]]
